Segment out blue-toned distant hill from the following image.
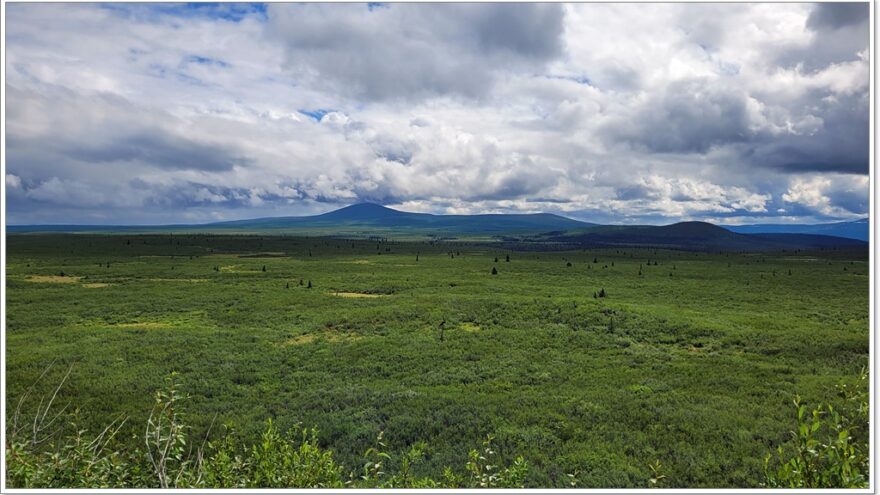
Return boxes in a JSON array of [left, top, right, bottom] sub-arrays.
[[534, 221, 867, 251], [7, 203, 595, 238], [724, 218, 868, 242], [207, 203, 594, 236], [6, 204, 868, 251]]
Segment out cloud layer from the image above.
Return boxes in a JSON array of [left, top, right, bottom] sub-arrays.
[[4, 3, 870, 225]]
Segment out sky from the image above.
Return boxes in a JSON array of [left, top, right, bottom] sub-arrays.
[[3, 2, 871, 225]]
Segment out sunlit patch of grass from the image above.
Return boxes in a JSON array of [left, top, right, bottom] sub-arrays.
[[113, 322, 174, 329], [328, 291, 384, 298], [281, 333, 319, 345], [219, 265, 262, 273], [75, 317, 188, 330], [459, 322, 481, 333], [280, 331, 365, 346], [26, 275, 81, 284], [82, 283, 111, 288]]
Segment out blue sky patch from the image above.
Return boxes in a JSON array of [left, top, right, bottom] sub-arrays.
[[99, 3, 267, 22], [298, 109, 335, 122], [545, 74, 592, 86], [184, 55, 231, 68]]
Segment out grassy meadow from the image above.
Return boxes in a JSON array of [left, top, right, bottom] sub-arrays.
[[4, 234, 869, 487]]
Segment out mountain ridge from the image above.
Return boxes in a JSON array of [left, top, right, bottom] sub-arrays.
[[537, 220, 866, 251], [204, 203, 593, 233], [5, 203, 869, 251], [723, 218, 868, 241]]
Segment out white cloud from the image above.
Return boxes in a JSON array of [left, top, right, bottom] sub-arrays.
[[266, 3, 565, 102], [3, 3, 868, 225], [782, 174, 868, 218], [6, 174, 22, 189], [192, 188, 226, 203]]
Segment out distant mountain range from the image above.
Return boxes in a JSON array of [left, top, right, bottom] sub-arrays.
[[210, 203, 594, 234], [723, 218, 868, 242], [6, 203, 869, 251], [537, 221, 867, 251]]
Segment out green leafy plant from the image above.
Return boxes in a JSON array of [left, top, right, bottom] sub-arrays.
[[144, 372, 193, 488], [764, 368, 868, 488], [648, 460, 666, 487], [464, 434, 528, 488], [6, 371, 530, 489]]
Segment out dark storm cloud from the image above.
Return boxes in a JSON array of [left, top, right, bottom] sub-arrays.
[[778, 3, 869, 72], [464, 173, 554, 202], [747, 91, 869, 174], [267, 3, 565, 101], [604, 73, 867, 175], [615, 184, 655, 201], [68, 132, 244, 172], [141, 182, 256, 209], [597, 3, 869, 180], [827, 187, 869, 214], [7, 85, 246, 173], [603, 79, 753, 154], [807, 3, 868, 31], [470, 4, 564, 59]]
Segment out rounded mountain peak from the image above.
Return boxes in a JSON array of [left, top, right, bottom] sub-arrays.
[[316, 203, 405, 221]]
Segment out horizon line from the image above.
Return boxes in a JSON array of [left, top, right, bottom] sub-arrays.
[[4, 202, 869, 229]]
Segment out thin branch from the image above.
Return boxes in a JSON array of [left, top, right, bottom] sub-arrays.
[[12, 358, 58, 439], [39, 363, 74, 427]]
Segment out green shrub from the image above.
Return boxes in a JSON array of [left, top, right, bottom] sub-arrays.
[[6, 372, 529, 489], [464, 435, 528, 488], [763, 368, 869, 488]]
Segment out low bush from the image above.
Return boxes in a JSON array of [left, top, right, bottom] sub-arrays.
[[5, 372, 530, 489], [763, 368, 869, 488]]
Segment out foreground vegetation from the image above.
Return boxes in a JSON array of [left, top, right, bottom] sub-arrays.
[[8, 372, 531, 488], [5, 234, 869, 487], [6, 369, 868, 488]]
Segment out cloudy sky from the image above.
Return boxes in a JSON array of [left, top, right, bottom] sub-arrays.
[[4, 2, 870, 225]]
